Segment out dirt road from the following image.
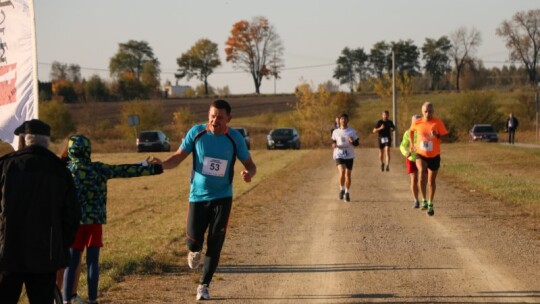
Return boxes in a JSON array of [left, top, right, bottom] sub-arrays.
[[102, 149, 540, 303]]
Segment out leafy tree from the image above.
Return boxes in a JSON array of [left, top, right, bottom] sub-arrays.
[[369, 41, 390, 78], [225, 16, 284, 94], [496, 9, 540, 85], [39, 100, 77, 140], [422, 36, 452, 90], [449, 27, 482, 91], [49, 61, 83, 102], [176, 39, 221, 96], [113, 73, 146, 100], [448, 92, 503, 136], [50, 61, 81, 82], [141, 61, 160, 92], [333, 47, 368, 93], [459, 58, 488, 90], [85, 75, 110, 102], [389, 39, 421, 79], [51, 79, 77, 103], [109, 40, 160, 99], [293, 82, 356, 147]]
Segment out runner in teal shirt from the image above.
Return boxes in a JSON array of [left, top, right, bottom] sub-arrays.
[[154, 99, 257, 301], [181, 123, 250, 202]]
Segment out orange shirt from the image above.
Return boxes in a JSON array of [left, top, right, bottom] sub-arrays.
[[410, 116, 448, 158]]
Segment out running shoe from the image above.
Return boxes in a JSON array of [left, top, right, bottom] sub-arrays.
[[385, 164, 390, 171], [421, 200, 428, 210], [339, 189, 345, 200], [427, 206, 435, 216], [196, 284, 210, 301], [71, 295, 86, 304], [381, 163, 385, 172], [413, 200, 420, 208], [188, 250, 202, 269], [344, 193, 351, 202]]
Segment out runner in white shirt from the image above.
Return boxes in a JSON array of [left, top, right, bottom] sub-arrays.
[[331, 113, 360, 202]]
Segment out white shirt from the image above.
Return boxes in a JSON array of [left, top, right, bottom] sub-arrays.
[[332, 127, 359, 159]]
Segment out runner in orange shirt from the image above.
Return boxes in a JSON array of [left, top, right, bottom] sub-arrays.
[[410, 102, 448, 216]]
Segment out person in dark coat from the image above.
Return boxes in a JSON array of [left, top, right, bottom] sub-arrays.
[[506, 113, 519, 144], [0, 119, 80, 303]]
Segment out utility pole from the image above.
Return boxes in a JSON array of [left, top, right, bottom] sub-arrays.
[[392, 50, 398, 148], [534, 82, 540, 141], [273, 52, 277, 95]]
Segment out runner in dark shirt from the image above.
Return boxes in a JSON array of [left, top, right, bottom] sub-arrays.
[[372, 110, 395, 172]]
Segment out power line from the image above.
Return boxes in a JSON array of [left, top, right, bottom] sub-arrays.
[[39, 61, 338, 77]]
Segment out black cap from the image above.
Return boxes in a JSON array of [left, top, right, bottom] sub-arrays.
[[14, 119, 51, 136]]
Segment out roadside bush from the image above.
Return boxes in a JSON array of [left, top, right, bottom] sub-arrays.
[[515, 90, 536, 129], [120, 100, 164, 138], [293, 82, 357, 148], [39, 100, 77, 141], [171, 106, 198, 140], [448, 92, 504, 139]]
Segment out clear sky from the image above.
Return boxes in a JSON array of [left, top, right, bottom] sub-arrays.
[[34, 0, 540, 95]]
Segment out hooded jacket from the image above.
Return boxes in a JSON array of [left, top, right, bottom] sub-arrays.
[[67, 135, 163, 224], [0, 145, 80, 272]]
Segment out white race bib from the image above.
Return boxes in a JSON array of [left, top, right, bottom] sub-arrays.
[[380, 137, 389, 144], [202, 157, 228, 177], [420, 140, 433, 152], [337, 149, 348, 157]]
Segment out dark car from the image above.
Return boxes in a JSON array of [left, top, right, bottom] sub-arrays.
[[267, 127, 301, 150], [232, 127, 250, 150], [469, 124, 499, 142], [137, 130, 171, 152]]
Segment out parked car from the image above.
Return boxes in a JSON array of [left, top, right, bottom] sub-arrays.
[[267, 127, 301, 149], [232, 127, 250, 150], [469, 124, 499, 142], [137, 130, 171, 152]]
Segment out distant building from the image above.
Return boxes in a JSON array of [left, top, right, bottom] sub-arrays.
[[163, 85, 191, 97]]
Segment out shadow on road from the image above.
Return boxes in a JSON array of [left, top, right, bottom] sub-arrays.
[[216, 262, 458, 274]]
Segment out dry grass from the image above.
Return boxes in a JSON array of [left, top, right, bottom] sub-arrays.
[[440, 143, 540, 216], [77, 149, 310, 296]]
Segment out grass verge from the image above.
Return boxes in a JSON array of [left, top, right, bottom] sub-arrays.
[[440, 143, 540, 216], [80, 149, 310, 297]]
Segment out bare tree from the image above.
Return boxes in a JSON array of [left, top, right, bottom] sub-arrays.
[[496, 9, 540, 85], [449, 27, 482, 91]]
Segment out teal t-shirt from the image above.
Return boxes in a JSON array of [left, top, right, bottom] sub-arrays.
[[180, 124, 250, 202]]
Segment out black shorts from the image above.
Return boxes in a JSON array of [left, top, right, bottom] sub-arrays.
[[417, 154, 441, 171], [378, 137, 392, 149], [335, 158, 354, 170]]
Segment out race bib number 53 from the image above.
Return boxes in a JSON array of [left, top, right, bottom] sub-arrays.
[[202, 157, 228, 177]]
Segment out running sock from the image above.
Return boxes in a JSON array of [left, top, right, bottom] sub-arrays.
[[345, 188, 349, 193], [428, 200, 433, 207], [340, 186, 345, 191]]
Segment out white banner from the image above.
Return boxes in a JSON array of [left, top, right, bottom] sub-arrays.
[[0, 0, 37, 149]]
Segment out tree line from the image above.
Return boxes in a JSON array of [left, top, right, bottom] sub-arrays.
[[40, 9, 540, 103]]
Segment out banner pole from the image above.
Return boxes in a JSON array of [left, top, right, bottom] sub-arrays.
[[30, 0, 39, 118]]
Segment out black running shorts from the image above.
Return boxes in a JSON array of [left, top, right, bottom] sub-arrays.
[[335, 158, 354, 170]]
